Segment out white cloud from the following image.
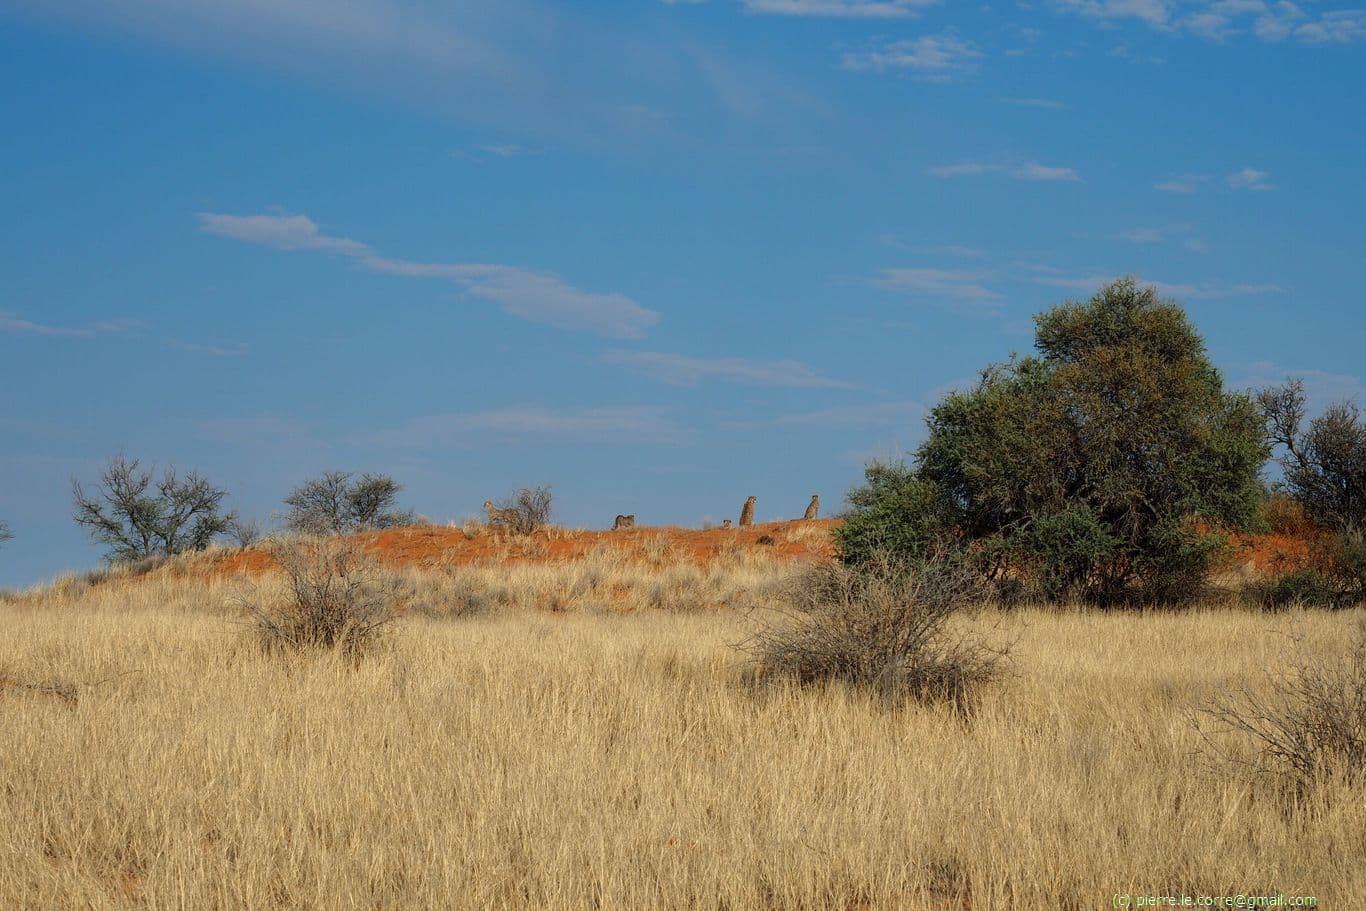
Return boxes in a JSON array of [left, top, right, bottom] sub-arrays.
[[198, 212, 659, 339], [842, 33, 982, 77], [744, 0, 939, 16], [603, 351, 855, 388], [1013, 162, 1081, 181], [370, 406, 690, 447], [1296, 10, 1366, 43], [1154, 173, 1210, 193], [1054, 0, 1366, 44], [1054, 0, 1173, 28], [1226, 166, 1274, 191], [0, 312, 142, 338], [1030, 271, 1281, 299], [873, 269, 1003, 307], [927, 161, 1080, 181], [197, 212, 370, 255]]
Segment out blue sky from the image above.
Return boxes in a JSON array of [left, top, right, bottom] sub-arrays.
[[2, 0, 1364, 586]]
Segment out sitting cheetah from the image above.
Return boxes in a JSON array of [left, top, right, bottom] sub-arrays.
[[803, 494, 820, 520], [739, 495, 756, 527], [613, 514, 636, 530], [483, 500, 517, 527]]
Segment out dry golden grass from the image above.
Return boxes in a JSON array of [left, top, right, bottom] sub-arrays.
[[0, 558, 1362, 908]]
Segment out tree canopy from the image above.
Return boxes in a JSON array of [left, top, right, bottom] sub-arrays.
[[838, 278, 1269, 604], [72, 455, 233, 563]]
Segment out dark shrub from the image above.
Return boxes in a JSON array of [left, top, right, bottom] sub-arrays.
[[840, 279, 1268, 606]]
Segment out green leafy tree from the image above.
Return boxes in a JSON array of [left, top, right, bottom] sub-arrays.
[[839, 278, 1268, 604], [72, 455, 234, 563], [282, 471, 415, 536]]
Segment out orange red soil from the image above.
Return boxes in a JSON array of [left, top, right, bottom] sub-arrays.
[[202, 519, 844, 578], [196, 518, 1320, 582]]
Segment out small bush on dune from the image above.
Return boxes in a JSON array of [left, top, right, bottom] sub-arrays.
[[742, 549, 1008, 715], [282, 471, 415, 536], [492, 485, 553, 536], [1201, 623, 1366, 792], [237, 538, 402, 656]]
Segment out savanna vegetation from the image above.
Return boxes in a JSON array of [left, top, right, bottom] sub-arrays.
[[2, 279, 1363, 907]]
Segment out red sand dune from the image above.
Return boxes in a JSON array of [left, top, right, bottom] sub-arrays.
[[196, 518, 1320, 582], [202, 519, 843, 578]]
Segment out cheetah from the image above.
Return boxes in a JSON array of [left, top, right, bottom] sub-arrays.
[[483, 500, 517, 527], [612, 514, 636, 530], [803, 494, 820, 520], [721, 519, 733, 529], [739, 495, 756, 527]]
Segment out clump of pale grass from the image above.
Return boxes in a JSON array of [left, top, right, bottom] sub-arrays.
[[742, 550, 1009, 714], [234, 538, 403, 656], [1200, 620, 1366, 792]]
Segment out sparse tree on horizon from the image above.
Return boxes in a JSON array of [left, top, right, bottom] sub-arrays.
[[72, 455, 234, 563], [1258, 379, 1366, 532], [282, 471, 414, 536], [0, 519, 12, 548]]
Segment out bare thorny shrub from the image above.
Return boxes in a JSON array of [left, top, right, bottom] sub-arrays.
[[740, 549, 1010, 715], [235, 538, 405, 657], [491, 486, 553, 537], [1198, 621, 1366, 794]]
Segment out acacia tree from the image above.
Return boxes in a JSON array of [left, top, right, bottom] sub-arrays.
[[0, 519, 12, 548], [72, 455, 234, 563], [1258, 379, 1366, 531], [839, 278, 1269, 604], [282, 471, 414, 536]]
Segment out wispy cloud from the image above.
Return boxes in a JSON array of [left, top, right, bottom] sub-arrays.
[[872, 269, 1003, 309], [1234, 363, 1366, 409], [1030, 270, 1281, 300], [370, 406, 691, 447], [198, 212, 659, 339], [743, 0, 940, 17], [927, 161, 1081, 182], [1054, 0, 1366, 45], [841, 32, 982, 78], [603, 350, 856, 388], [0, 312, 142, 338], [1113, 223, 1207, 252], [1154, 173, 1210, 193], [1226, 166, 1274, 191]]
